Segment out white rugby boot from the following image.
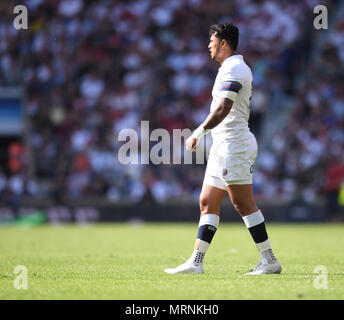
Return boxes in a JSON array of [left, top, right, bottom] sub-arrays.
[[245, 258, 282, 275], [164, 258, 204, 274]]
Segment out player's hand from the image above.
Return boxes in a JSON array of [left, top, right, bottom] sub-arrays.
[[186, 136, 198, 152]]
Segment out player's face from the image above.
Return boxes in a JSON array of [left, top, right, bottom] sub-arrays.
[[208, 34, 221, 61]]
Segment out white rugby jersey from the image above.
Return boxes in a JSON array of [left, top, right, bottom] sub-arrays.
[[210, 54, 253, 141]]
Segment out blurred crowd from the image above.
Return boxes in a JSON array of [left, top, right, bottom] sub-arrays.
[[0, 0, 343, 213], [255, 5, 344, 219]]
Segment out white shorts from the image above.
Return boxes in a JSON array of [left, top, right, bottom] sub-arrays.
[[203, 133, 258, 190]]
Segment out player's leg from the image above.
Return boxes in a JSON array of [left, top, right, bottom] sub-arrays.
[[190, 184, 226, 265], [226, 184, 281, 275], [164, 183, 226, 274]]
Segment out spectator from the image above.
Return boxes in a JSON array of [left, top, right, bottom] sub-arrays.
[[323, 156, 344, 222]]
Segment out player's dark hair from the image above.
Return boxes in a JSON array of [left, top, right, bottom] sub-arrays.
[[209, 23, 239, 51]]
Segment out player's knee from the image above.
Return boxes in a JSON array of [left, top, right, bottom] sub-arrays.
[[199, 196, 209, 214], [232, 200, 242, 213], [231, 199, 255, 215]]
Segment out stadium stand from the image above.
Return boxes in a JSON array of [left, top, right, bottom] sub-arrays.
[[0, 0, 342, 221]]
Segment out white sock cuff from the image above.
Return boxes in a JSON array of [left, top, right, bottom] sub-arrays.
[[193, 240, 210, 254], [256, 238, 271, 252], [242, 210, 264, 228], [199, 214, 220, 228]]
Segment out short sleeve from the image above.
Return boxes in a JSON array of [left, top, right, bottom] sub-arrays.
[[219, 64, 244, 102]]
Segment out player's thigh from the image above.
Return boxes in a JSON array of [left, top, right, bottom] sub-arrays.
[[226, 184, 258, 217], [199, 184, 226, 216]]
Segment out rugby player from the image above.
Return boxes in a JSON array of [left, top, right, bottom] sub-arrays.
[[165, 23, 282, 275]]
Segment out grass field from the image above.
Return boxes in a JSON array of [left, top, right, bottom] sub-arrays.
[[0, 223, 343, 300]]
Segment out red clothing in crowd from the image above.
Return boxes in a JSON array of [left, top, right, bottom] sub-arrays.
[[324, 162, 344, 192]]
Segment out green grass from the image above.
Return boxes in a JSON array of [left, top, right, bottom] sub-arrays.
[[0, 223, 343, 300]]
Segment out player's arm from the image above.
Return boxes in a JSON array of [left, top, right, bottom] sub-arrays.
[[202, 97, 233, 130], [186, 73, 242, 151], [186, 97, 233, 152]]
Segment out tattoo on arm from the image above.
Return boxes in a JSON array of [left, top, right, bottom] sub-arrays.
[[202, 98, 233, 131]]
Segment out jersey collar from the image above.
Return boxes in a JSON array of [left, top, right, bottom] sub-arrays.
[[220, 54, 243, 67]]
